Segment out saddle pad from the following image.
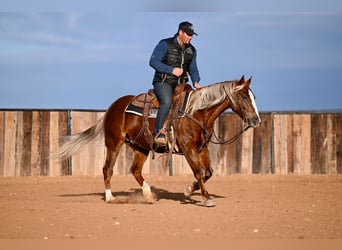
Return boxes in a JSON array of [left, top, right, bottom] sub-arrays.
[[125, 104, 159, 118], [125, 91, 192, 118]]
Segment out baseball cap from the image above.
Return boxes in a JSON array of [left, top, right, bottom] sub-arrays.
[[178, 21, 198, 36]]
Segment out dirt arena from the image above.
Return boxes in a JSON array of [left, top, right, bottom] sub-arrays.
[[0, 174, 341, 240]]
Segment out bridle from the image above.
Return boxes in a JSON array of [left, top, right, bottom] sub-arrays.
[[178, 85, 251, 146], [211, 85, 251, 144]]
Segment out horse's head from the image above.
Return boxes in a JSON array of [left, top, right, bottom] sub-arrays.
[[226, 75, 261, 128]]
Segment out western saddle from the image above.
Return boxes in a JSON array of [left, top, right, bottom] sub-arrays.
[[131, 83, 193, 152]]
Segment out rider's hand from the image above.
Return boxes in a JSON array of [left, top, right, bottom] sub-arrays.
[[172, 67, 183, 77]]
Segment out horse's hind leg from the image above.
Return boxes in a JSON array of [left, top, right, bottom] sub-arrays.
[[103, 149, 117, 202], [103, 139, 124, 202], [130, 149, 154, 203]]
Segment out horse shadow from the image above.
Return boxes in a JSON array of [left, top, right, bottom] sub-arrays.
[[59, 186, 225, 206]]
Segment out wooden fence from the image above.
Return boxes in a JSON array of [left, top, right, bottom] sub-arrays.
[[0, 110, 341, 177]]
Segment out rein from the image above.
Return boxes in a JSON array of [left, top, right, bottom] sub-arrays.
[[179, 110, 250, 145], [177, 84, 250, 146], [210, 123, 251, 145]]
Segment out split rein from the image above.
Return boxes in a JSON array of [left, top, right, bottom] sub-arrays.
[[179, 110, 251, 145], [178, 85, 251, 145], [210, 124, 251, 145]]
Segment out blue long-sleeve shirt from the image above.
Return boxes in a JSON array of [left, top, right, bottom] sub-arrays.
[[149, 36, 201, 85]]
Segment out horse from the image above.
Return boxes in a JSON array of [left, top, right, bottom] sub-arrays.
[[55, 75, 261, 207]]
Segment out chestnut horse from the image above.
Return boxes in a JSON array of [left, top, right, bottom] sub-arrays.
[[56, 75, 261, 207]]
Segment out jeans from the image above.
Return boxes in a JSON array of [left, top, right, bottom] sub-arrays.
[[153, 82, 175, 135]]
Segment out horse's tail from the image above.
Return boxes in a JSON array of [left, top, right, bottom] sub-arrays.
[[53, 115, 105, 160]]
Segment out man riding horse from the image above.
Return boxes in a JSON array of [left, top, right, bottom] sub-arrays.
[[55, 22, 261, 207], [150, 21, 202, 145]]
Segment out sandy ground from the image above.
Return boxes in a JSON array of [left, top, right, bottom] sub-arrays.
[[0, 174, 341, 240]]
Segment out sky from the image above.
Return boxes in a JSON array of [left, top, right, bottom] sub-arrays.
[[0, 0, 341, 111]]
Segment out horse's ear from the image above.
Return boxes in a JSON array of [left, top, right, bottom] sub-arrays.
[[238, 75, 245, 85], [246, 76, 252, 87]]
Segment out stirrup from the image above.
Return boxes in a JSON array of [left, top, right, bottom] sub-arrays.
[[154, 128, 167, 145], [154, 133, 166, 145]]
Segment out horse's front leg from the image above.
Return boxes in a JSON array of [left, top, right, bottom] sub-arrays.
[[183, 146, 215, 207], [184, 180, 200, 197]]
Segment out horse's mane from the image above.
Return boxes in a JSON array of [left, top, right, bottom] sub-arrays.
[[187, 80, 242, 114]]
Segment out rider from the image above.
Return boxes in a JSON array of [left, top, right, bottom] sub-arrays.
[[149, 21, 202, 145]]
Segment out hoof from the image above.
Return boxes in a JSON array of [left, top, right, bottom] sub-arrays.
[[105, 189, 115, 203], [142, 181, 155, 204], [203, 199, 216, 207], [106, 197, 117, 203], [105, 195, 116, 203], [145, 197, 155, 204], [184, 185, 193, 197]]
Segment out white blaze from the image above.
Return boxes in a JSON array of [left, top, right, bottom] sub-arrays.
[[249, 89, 261, 122]]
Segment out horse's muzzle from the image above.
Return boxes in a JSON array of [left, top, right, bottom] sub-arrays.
[[247, 116, 261, 128]]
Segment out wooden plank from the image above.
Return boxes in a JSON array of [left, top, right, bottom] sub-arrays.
[[336, 114, 342, 174], [58, 111, 70, 175], [30, 111, 41, 176], [21, 111, 33, 176], [217, 114, 235, 175], [213, 115, 227, 176], [252, 115, 269, 174], [326, 114, 337, 174], [4, 112, 17, 176], [240, 127, 254, 174], [292, 114, 303, 174], [273, 114, 289, 174], [71, 111, 81, 175], [286, 114, 294, 173], [252, 113, 272, 174], [71, 111, 81, 176], [14, 111, 23, 176], [0, 112, 5, 176], [260, 113, 272, 174], [289, 114, 312, 174], [311, 114, 327, 174], [281, 114, 289, 174], [272, 113, 281, 174], [40, 112, 51, 176], [301, 114, 312, 174], [224, 114, 242, 174], [252, 121, 263, 174], [49, 112, 60, 176]]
